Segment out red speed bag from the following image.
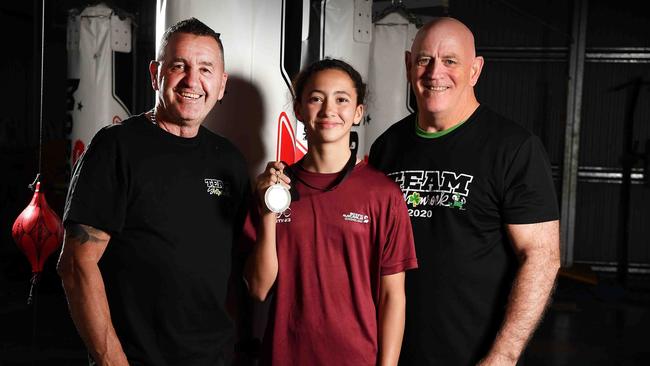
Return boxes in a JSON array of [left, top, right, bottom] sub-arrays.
[[11, 181, 64, 273]]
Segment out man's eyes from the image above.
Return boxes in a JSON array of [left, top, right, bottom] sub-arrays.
[[168, 64, 213, 74], [416, 57, 431, 66], [415, 57, 458, 66]]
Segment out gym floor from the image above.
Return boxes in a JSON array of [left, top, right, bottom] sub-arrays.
[[1, 259, 649, 366]]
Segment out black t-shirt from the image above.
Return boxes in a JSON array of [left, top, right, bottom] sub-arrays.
[[64, 114, 250, 366], [369, 105, 558, 366]]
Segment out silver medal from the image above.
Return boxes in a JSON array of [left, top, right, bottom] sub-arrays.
[[264, 183, 291, 213]]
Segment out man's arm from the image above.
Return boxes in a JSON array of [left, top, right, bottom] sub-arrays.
[[479, 220, 560, 366], [57, 223, 129, 366], [377, 272, 406, 366]]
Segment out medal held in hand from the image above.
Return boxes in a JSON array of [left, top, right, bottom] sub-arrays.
[[264, 171, 291, 213]]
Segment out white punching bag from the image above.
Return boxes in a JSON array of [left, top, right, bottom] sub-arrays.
[[365, 12, 417, 150], [67, 3, 132, 168], [156, 0, 308, 175], [319, 0, 372, 158]]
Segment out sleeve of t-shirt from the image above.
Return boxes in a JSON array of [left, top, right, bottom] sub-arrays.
[[227, 180, 256, 342], [368, 134, 387, 171], [231, 196, 256, 280], [380, 186, 418, 276], [502, 135, 559, 224], [229, 164, 253, 284], [63, 127, 128, 235], [238, 203, 260, 256], [232, 161, 253, 244]]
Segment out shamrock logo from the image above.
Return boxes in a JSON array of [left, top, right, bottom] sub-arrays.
[[407, 192, 422, 207], [451, 194, 465, 209]]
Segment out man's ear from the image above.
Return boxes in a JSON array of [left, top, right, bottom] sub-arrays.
[[469, 56, 484, 87], [404, 51, 412, 82], [218, 72, 228, 100], [149, 61, 159, 91]]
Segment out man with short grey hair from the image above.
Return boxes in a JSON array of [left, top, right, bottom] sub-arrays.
[[58, 18, 250, 366]]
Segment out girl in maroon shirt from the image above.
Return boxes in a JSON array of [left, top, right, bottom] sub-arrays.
[[243, 59, 417, 366]]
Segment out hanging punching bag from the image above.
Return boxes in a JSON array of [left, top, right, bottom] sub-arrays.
[[11, 179, 64, 303]]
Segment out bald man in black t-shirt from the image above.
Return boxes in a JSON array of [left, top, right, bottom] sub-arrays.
[[370, 17, 560, 366]]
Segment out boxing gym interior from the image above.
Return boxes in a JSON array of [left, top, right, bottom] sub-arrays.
[[1, 0, 649, 365]]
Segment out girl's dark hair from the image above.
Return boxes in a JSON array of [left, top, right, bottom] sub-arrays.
[[292, 58, 366, 105]]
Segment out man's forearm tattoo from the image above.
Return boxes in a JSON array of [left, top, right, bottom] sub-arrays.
[[66, 224, 105, 244]]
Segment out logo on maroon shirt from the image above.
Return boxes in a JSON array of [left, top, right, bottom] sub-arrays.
[[276, 207, 292, 223], [342, 212, 369, 224]]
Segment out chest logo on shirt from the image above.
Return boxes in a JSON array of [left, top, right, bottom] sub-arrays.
[[204, 178, 229, 197], [342, 212, 370, 224], [388, 170, 474, 211], [276, 207, 292, 223]]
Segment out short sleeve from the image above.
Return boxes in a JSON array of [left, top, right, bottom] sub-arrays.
[[63, 127, 128, 234], [231, 203, 258, 273], [368, 138, 383, 168], [228, 164, 253, 280], [502, 135, 559, 224], [231, 161, 253, 242], [380, 186, 418, 275]]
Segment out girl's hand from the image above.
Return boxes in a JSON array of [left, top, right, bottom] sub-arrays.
[[255, 161, 291, 212]]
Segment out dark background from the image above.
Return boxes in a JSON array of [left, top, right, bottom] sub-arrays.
[[1, 0, 649, 365]]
